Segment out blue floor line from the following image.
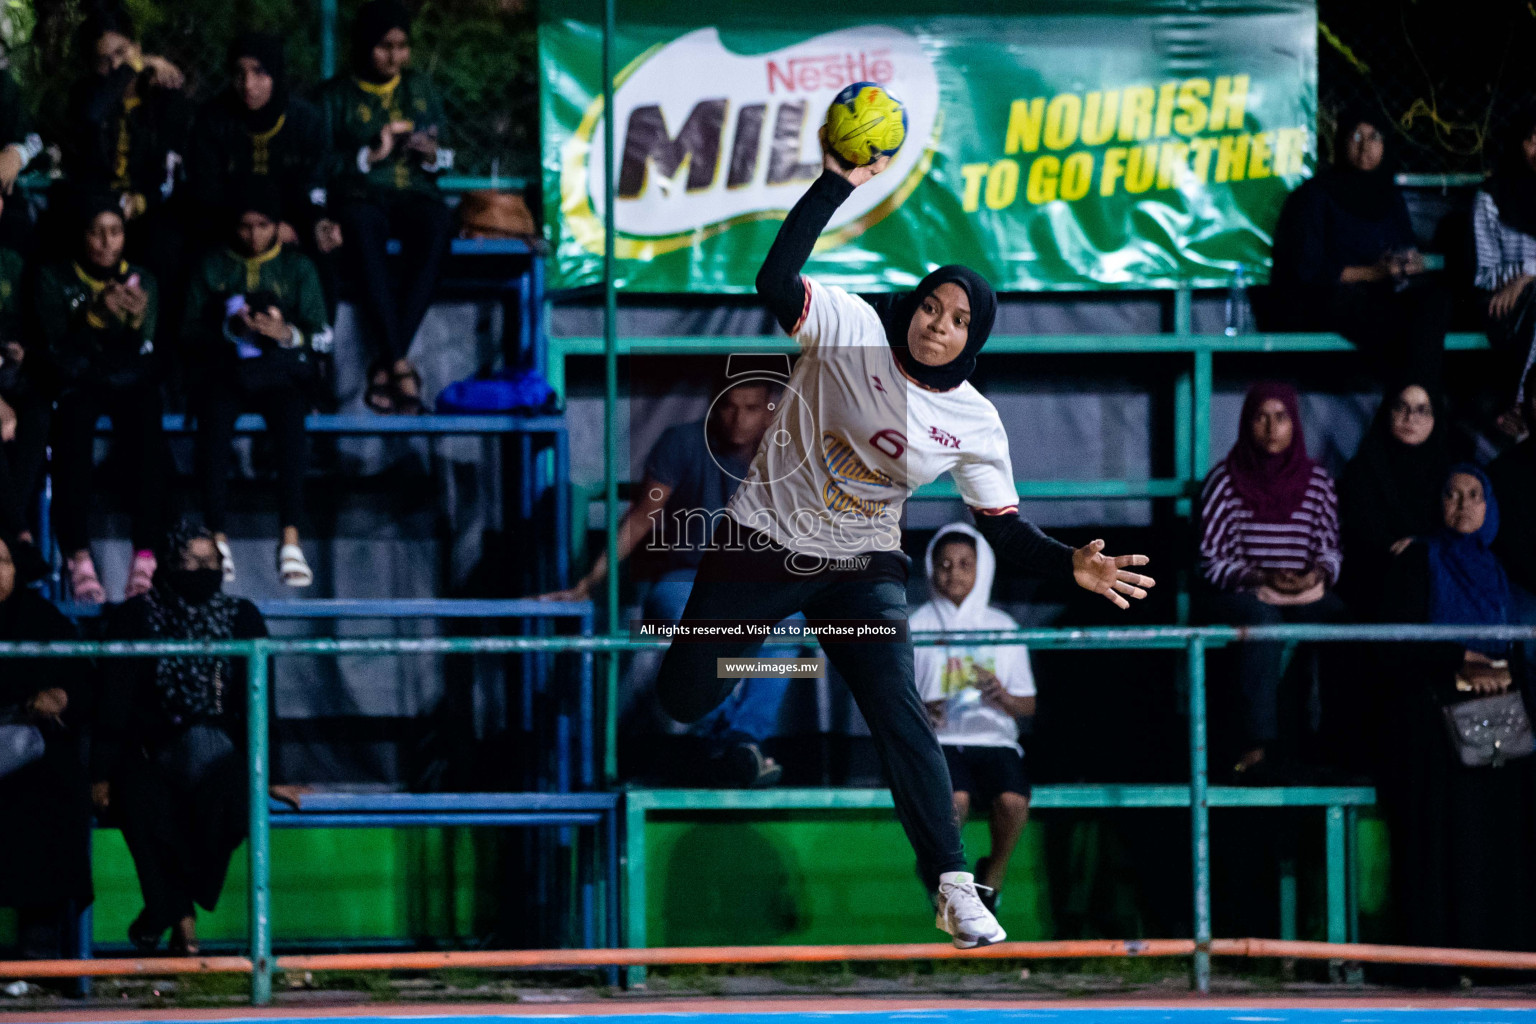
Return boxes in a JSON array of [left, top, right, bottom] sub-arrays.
[[93, 1010, 1536, 1024]]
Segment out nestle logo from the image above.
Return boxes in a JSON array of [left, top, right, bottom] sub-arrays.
[[929, 426, 960, 449], [766, 51, 895, 94]]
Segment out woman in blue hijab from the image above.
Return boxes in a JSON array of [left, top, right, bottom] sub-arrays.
[[1378, 464, 1535, 962]]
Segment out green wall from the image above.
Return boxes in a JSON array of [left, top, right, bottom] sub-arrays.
[[89, 828, 487, 944], [644, 810, 1392, 947]]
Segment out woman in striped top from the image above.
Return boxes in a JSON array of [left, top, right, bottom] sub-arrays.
[[1198, 382, 1346, 783], [1474, 107, 1536, 431]]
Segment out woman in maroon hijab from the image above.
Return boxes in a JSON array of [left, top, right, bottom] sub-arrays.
[[1198, 381, 1347, 783]]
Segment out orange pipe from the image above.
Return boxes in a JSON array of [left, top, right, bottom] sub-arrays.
[[277, 939, 1194, 972], [0, 956, 252, 978], [1214, 938, 1536, 970], [9, 936, 1536, 980]]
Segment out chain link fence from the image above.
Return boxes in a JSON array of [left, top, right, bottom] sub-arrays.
[[15, 0, 538, 181], [1318, 0, 1536, 177]]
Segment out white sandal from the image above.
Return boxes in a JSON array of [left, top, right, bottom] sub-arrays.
[[278, 543, 313, 588], [216, 539, 236, 584]]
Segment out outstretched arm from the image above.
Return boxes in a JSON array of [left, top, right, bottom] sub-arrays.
[[756, 134, 889, 332], [972, 510, 1154, 611]]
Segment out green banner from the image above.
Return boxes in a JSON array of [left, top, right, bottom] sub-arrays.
[[540, 1, 1316, 293]]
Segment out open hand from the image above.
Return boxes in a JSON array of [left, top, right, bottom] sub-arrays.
[[1490, 275, 1534, 321], [0, 395, 16, 443], [819, 127, 890, 187], [1072, 539, 1154, 610], [539, 579, 593, 603]]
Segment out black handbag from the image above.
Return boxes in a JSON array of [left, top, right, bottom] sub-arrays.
[[1441, 691, 1535, 767]]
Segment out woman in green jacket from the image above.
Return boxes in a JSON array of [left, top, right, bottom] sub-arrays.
[[40, 193, 166, 603], [317, 0, 453, 415], [185, 180, 330, 587]]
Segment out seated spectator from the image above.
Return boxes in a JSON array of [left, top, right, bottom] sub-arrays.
[[0, 533, 94, 961], [913, 524, 1034, 914], [60, 5, 189, 336], [1488, 365, 1536, 636], [1378, 465, 1536, 955], [1475, 106, 1536, 436], [1270, 107, 1448, 385], [318, 0, 453, 415], [1198, 382, 1346, 783], [187, 32, 341, 314], [39, 193, 167, 603], [0, 193, 49, 581], [1339, 380, 1449, 618], [541, 380, 792, 786], [185, 181, 329, 588], [92, 523, 269, 956]]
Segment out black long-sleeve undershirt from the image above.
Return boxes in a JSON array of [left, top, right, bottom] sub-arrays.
[[757, 172, 1075, 585], [973, 511, 1076, 583], [756, 170, 854, 332]]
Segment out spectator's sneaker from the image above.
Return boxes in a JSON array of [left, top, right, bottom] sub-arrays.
[[66, 552, 105, 604], [718, 740, 782, 788], [935, 871, 1005, 949], [125, 550, 156, 600]]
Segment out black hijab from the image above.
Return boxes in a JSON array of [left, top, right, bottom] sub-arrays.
[[229, 175, 283, 233], [143, 522, 240, 723], [227, 31, 289, 133], [1318, 106, 1400, 222], [1347, 380, 1449, 543], [73, 190, 127, 280], [351, 0, 411, 83], [873, 265, 998, 392], [1486, 104, 1536, 237]]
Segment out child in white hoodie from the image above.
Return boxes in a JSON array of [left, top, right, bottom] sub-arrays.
[[914, 524, 1035, 913]]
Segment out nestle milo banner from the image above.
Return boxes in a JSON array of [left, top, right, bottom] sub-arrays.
[[539, 1, 1316, 292]]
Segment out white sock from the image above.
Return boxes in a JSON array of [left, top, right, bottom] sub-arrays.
[[939, 870, 973, 886]]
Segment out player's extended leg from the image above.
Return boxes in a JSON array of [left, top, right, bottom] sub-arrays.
[[804, 556, 1004, 948], [654, 543, 807, 726]]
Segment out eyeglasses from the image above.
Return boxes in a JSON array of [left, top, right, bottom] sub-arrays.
[[1352, 128, 1382, 144], [1391, 401, 1433, 420]]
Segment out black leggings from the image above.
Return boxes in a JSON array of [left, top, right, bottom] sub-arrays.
[[0, 384, 50, 538], [51, 379, 168, 554], [196, 359, 311, 535], [335, 192, 453, 364], [655, 528, 967, 887]]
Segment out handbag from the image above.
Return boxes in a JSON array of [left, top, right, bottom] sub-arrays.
[[0, 722, 45, 780], [1440, 691, 1535, 767]]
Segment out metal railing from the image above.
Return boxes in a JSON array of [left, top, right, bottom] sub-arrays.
[[3, 623, 1533, 1002]]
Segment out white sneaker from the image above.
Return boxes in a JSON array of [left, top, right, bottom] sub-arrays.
[[935, 871, 1005, 949]]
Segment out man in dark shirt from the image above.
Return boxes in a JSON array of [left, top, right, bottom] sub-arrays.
[[543, 379, 794, 785], [1489, 366, 1536, 667]]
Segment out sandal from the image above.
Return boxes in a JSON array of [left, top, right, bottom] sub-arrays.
[[67, 552, 105, 604], [216, 538, 236, 584], [168, 915, 198, 957], [390, 363, 425, 415], [278, 543, 313, 588], [364, 362, 396, 414], [125, 549, 156, 599]]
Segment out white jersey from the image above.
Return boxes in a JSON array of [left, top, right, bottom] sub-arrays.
[[726, 278, 1020, 558]]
